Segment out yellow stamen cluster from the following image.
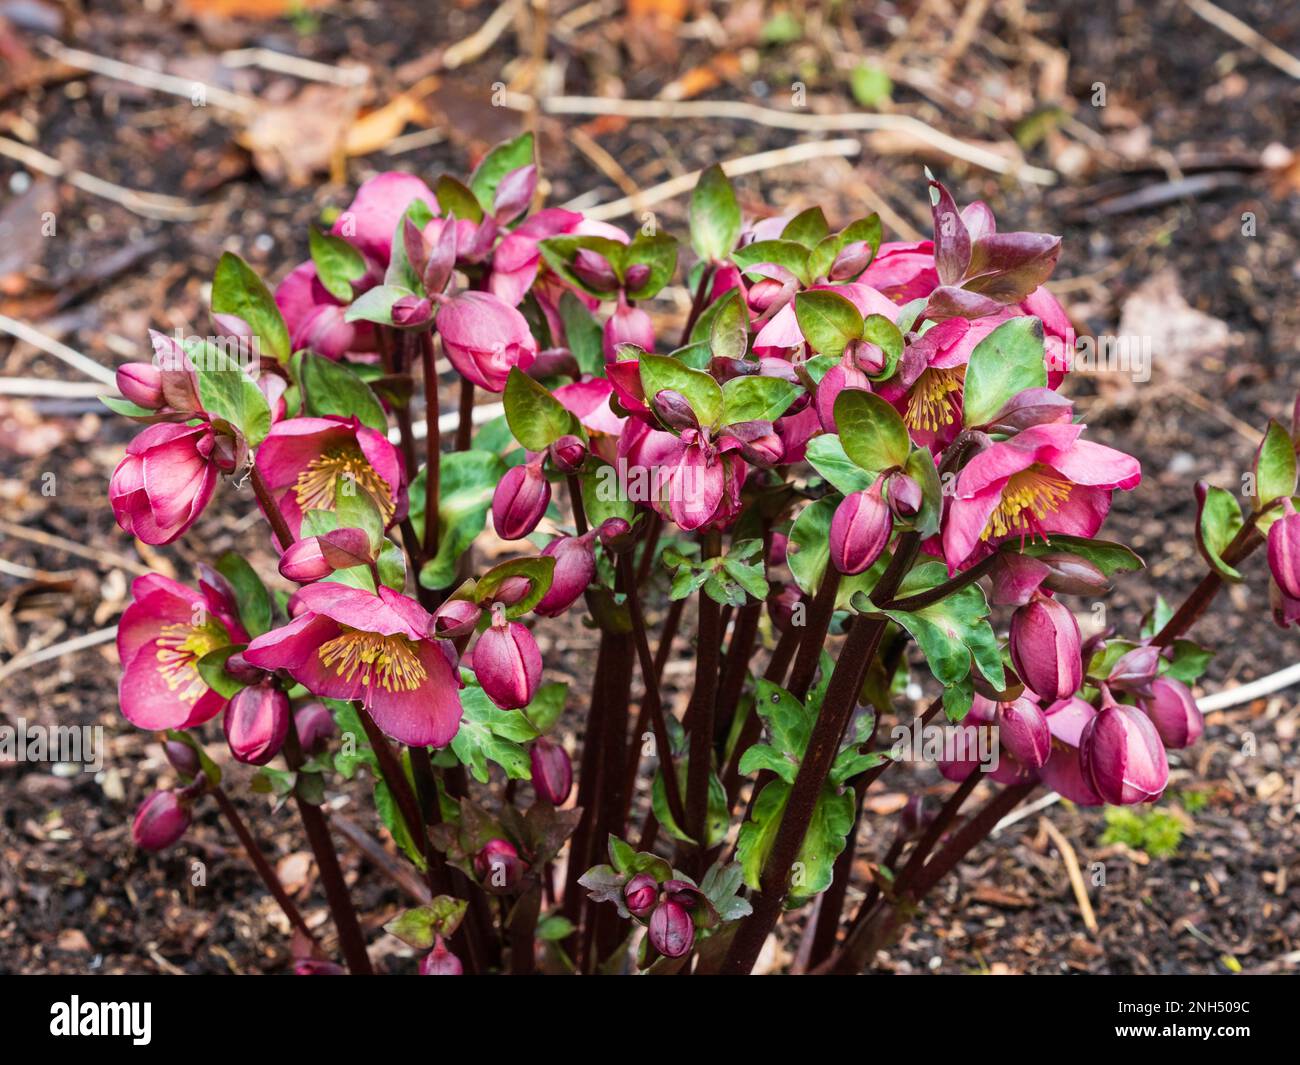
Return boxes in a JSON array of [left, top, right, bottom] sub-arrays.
[[294, 446, 396, 523], [981, 465, 1074, 541], [318, 628, 427, 694], [155, 622, 225, 704], [905, 366, 964, 433]]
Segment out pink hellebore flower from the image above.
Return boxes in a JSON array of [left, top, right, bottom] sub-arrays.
[[110, 423, 220, 545], [254, 415, 406, 540], [1039, 696, 1103, 806], [132, 790, 192, 852], [242, 583, 463, 747], [117, 573, 248, 730], [603, 295, 656, 361], [1079, 699, 1169, 805], [942, 421, 1141, 571], [435, 290, 538, 393], [275, 261, 375, 361], [472, 612, 543, 710], [488, 207, 584, 308], [332, 171, 439, 267]]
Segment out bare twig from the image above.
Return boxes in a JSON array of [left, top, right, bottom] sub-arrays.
[[0, 314, 118, 385], [0, 138, 206, 222], [443, 0, 525, 70], [1038, 816, 1098, 935], [221, 47, 369, 87], [0, 627, 117, 682], [564, 140, 865, 222], [0, 378, 114, 397], [507, 94, 1056, 185], [0, 518, 151, 576], [1184, 0, 1300, 80]]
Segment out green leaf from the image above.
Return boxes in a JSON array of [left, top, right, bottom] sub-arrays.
[[1019, 535, 1144, 577], [697, 861, 753, 922], [384, 897, 468, 948], [834, 389, 910, 472], [99, 396, 157, 419], [736, 780, 853, 905], [472, 556, 556, 618], [903, 448, 944, 538], [523, 681, 568, 734], [720, 375, 797, 425], [309, 227, 367, 303], [579, 464, 635, 529], [451, 683, 539, 784], [558, 291, 604, 377], [191, 342, 271, 445], [794, 289, 863, 359], [861, 313, 903, 380], [165, 729, 221, 786], [731, 239, 810, 285], [538, 235, 627, 299], [1254, 419, 1297, 510], [537, 914, 576, 941], [196, 645, 250, 700], [469, 133, 535, 213], [876, 562, 1005, 689], [653, 760, 727, 847], [1196, 484, 1244, 582], [375, 778, 427, 869], [503, 367, 579, 450], [216, 552, 273, 637], [296, 351, 388, 433], [753, 678, 812, 760], [433, 174, 484, 223], [343, 283, 417, 327], [413, 450, 508, 590], [781, 207, 830, 249], [805, 434, 875, 494], [962, 316, 1047, 428], [737, 743, 798, 784], [849, 64, 893, 108], [640, 353, 724, 429], [689, 164, 742, 262], [211, 252, 290, 363], [708, 288, 748, 361]]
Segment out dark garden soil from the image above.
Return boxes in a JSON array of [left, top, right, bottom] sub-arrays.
[[0, 0, 1296, 974]]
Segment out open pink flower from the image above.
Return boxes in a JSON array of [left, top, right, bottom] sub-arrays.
[[942, 421, 1141, 570], [254, 415, 406, 540], [488, 207, 584, 308], [110, 422, 220, 545], [332, 171, 439, 267], [434, 291, 538, 393], [242, 583, 462, 746], [117, 573, 248, 730]]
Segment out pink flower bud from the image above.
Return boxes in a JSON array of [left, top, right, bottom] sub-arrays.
[[1080, 701, 1169, 805], [132, 790, 191, 851], [548, 434, 587, 473], [828, 240, 872, 281], [995, 697, 1051, 770], [295, 701, 337, 755], [493, 164, 537, 222], [492, 461, 551, 540], [224, 651, 265, 685], [432, 598, 482, 639], [603, 298, 656, 360], [1107, 645, 1161, 697], [846, 337, 886, 376], [1267, 498, 1300, 599], [623, 263, 651, 291], [295, 960, 347, 975], [1036, 552, 1109, 596], [278, 527, 373, 583], [474, 618, 542, 710], [419, 937, 464, 975], [647, 899, 694, 958], [535, 535, 596, 618], [747, 278, 785, 313], [652, 388, 701, 431], [883, 471, 922, 519], [624, 873, 659, 918], [899, 795, 932, 840], [1009, 594, 1082, 701], [986, 387, 1074, 434], [721, 419, 784, 467], [572, 248, 619, 292], [164, 740, 201, 779], [530, 736, 573, 805], [223, 683, 290, 766], [829, 481, 891, 575], [474, 838, 525, 892], [435, 290, 537, 392], [767, 532, 789, 567], [116, 362, 164, 409], [815, 359, 870, 433], [391, 294, 433, 328], [597, 517, 634, 552], [1141, 676, 1203, 749], [767, 582, 804, 632]]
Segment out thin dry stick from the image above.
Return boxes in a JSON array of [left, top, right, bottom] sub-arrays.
[[443, 0, 525, 69], [513, 94, 1056, 185], [563, 140, 864, 222], [221, 47, 369, 87], [1038, 816, 1099, 935], [0, 518, 151, 575], [0, 314, 118, 385], [0, 138, 206, 222], [0, 378, 113, 398], [39, 39, 259, 114], [0, 626, 117, 682], [1184, 0, 1300, 80]]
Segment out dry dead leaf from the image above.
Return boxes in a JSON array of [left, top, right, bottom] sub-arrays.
[[181, 0, 331, 18], [345, 93, 429, 157], [238, 84, 360, 187]]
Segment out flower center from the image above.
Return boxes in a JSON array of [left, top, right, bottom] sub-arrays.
[[155, 622, 225, 705], [905, 366, 964, 433], [981, 465, 1073, 542], [317, 628, 427, 694], [294, 446, 395, 523]]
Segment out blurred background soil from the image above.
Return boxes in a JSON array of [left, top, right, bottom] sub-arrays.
[[0, 0, 1296, 974]]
